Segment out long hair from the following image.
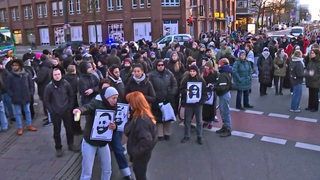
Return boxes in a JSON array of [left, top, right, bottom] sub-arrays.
[[126, 91, 156, 124]]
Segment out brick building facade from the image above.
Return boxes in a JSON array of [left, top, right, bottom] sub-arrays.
[[0, 0, 236, 46]]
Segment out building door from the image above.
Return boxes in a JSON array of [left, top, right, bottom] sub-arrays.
[[133, 22, 151, 41], [71, 26, 83, 41], [88, 24, 102, 44], [39, 28, 50, 45]]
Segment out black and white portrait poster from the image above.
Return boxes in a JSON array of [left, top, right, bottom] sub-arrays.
[[186, 82, 202, 104], [204, 86, 214, 105], [90, 109, 115, 141], [115, 103, 130, 132]]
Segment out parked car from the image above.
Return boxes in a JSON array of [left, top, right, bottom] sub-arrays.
[[281, 24, 287, 30], [155, 34, 192, 50], [269, 34, 295, 43], [290, 26, 305, 37], [272, 24, 282, 31]]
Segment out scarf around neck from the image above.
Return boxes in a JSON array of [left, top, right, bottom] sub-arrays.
[[133, 73, 146, 84]]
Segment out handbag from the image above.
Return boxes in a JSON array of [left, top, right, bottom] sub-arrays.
[[159, 102, 176, 122]]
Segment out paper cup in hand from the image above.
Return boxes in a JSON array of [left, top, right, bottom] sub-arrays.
[[74, 113, 80, 121]]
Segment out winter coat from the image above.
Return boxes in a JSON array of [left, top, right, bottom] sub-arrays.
[[43, 79, 74, 115], [232, 59, 252, 91], [78, 95, 117, 147], [35, 59, 52, 100], [106, 75, 126, 103], [148, 69, 178, 122], [289, 57, 304, 86], [215, 65, 233, 96], [124, 115, 157, 158], [305, 57, 320, 88], [179, 74, 207, 106], [258, 53, 273, 85], [6, 69, 34, 105], [79, 73, 100, 105], [273, 55, 288, 77], [125, 75, 156, 104]]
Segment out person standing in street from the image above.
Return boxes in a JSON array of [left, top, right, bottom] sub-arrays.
[[289, 50, 305, 113], [6, 59, 37, 135], [73, 86, 118, 180], [43, 68, 79, 157], [215, 58, 233, 137], [233, 50, 253, 110], [273, 48, 288, 95], [125, 91, 157, 180], [257, 47, 274, 96]]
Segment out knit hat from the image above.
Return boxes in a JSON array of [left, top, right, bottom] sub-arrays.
[[204, 60, 213, 69], [189, 64, 199, 74], [199, 43, 206, 49], [263, 47, 269, 52], [103, 86, 119, 99], [239, 50, 246, 55]]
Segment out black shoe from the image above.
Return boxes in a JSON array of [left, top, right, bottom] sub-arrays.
[[244, 105, 254, 108], [310, 109, 318, 112], [43, 121, 52, 127], [216, 126, 227, 134], [68, 145, 81, 152], [279, 92, 283, 95], [181, 137, 190, 143], [220, 128, 231, 137], [56, 149, 63, 157], [164, 135, 170, 141], [197, 137, 203, 145], [236, 107, 245, 110], [158, 136, 164, 141], [124, 175, 134, 180], [305, 107, 311, 111], [10, 118, 16, 122]]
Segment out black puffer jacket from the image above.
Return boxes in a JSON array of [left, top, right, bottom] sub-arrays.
[[305, 57, 320, 88], [79, 73, 99, 105], [125, 75, 156, 104], [35, 59, 52, 100]]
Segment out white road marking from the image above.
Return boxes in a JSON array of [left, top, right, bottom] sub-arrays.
[[294, 117, 318, 123], [230, 108, 240, 112], [245, 110, 264, 115], [268, 113, 290, 119], [261, 136, 287, 145], [231, 131, 255, 139], [295, 142, 320, 152]]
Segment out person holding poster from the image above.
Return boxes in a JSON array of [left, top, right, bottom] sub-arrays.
[[125, 91, 157, 180], [72, 86, 119, 180], [179, 64, 207, 145]]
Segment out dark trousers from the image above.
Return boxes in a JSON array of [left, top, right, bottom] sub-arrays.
[[236, 90, 250, 108], [260, 83, 268, 95], [132, 151, 151, 180], [308, 88, 319, 110], [51, 111, 74, 150], [274, 76, 284, 94]]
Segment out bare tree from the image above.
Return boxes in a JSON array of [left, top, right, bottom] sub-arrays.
[[251, 0, 268, 34]]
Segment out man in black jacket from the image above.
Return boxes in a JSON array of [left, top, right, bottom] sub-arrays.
[[43, 68, 79, 157]]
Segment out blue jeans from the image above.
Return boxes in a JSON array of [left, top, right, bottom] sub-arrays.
[[236, 90, 250, 108], [13, 103, 32, 129], [80, 139, 112, 180], [184, 104, 203, 138], [110, 131, 131, 176], [253, 56, 259, 75], [291, 84, 302, 110], [0, 101, 8, 130], [2, 93, 14, 119], [219, 92, 232, 129]]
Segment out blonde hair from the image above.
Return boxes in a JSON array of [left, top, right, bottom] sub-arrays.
[[126, 91, 156, 124]]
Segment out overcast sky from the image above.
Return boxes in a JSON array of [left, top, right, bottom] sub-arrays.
[[300, 0, 319, 20]]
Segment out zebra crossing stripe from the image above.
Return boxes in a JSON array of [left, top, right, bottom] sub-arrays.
[[295, 142, 320, 152], [261, 136, 287, 145]]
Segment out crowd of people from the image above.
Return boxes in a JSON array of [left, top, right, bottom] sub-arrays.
[[0, 29, 319, 179]]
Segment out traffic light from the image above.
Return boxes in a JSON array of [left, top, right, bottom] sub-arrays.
[[199, 5, 204, 16], [187, 17, 193, 26]]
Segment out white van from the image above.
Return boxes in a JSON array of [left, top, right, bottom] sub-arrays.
[[290, 26, 305, 37], [155, 34, 192, 50]]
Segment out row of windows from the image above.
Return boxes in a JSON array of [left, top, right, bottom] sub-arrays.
[[0, 0, 183, 22]]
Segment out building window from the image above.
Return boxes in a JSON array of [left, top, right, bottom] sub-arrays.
[[116, 0, 123, 10], [76, 0, 81, 14], [24, 5, 33, 19], [59, 1, 63, 16], [237, 1, 247, 8], [11, 7, 19, 21], [0, 9, 6, 22], [161, 0, 180, 7], [190, 0, 197, 7], [132, 0, 137, 9], [147, 0, 151, 8], [107, 0, 114, 11], [69, 0, 75, 15], [52, 2, 58, 16], [140, 0, 144, 8], [88, 0, 100, 12]]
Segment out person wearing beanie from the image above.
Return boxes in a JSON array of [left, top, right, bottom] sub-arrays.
[[289, 50, 305, 112], [120, 58, 133, 85], [233, 49, 254, 110], [149, 59, 178, 141], [6, 59, 37, 135], [202, 59, 219, 129], [258, 45, 274, 96], [73, 86, 119, 180], [215, 58, 233, 137], [43, 68, 79, 157], [180, 64, 207, 144]]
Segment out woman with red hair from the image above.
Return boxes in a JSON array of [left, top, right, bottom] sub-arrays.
[[124, 91, 157, 180]]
